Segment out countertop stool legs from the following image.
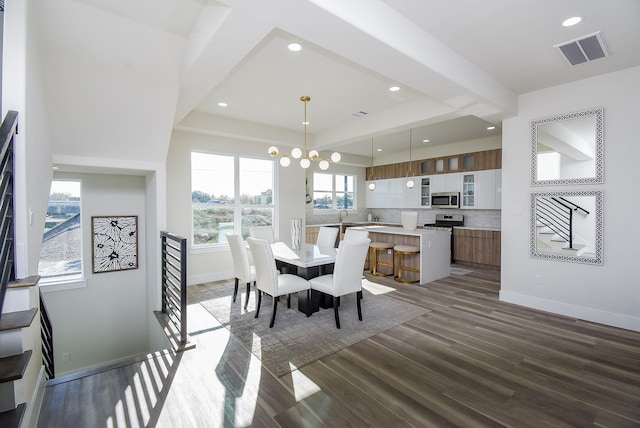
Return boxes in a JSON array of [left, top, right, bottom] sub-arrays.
[[394, 245, 420, 284], [370, 242, 395, 277]]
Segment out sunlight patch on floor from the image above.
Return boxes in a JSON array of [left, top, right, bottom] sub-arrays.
[[362, 278, 397, 295], [289, 363, 322, 401]]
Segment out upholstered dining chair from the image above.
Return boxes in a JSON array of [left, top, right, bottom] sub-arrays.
[[249, 226, 275, 243], [343, 228, 369, 241], [226, 234, 256, 309], [316, 226, 339, 248], [247, 237, 311, 328], [308, 238, 371, 328]]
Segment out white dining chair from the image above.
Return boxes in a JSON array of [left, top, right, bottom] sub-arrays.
[[247, 237, 311, 328], [249, 226, 275, 243], [308, 238, 371, 328], [343, 228, 369, 241], [226, 234, 256, 309], [316, 226, 339, 248]]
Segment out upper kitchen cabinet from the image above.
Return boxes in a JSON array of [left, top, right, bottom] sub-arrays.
[[462, 169, 501, 209]]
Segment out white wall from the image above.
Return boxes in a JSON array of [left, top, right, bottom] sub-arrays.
[[41, 173, 150, 375], [167, 130, 306, 285], [501, 66, 640, 332], [1, 0, 54, 418]]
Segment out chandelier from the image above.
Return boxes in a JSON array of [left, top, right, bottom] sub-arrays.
[[268, 96, 341, 170], [406, 128, 415, 189], [368, 138, 376, 191]]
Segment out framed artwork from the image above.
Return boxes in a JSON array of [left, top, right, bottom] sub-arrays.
[[92, 215, 139, 273]]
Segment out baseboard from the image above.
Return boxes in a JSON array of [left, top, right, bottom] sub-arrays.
[[23, 365, 46, 428], [499, 290, 640, 332], [188, 270, 232, 286]]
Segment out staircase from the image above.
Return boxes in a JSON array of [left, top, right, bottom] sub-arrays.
[[0, 276, 40, 427]]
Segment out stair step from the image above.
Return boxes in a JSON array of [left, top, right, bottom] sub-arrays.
[[0, 350, 32, 384], [0, 308, 37, 332], [0, 403, 26, 428], [7, 275, 40, 289]]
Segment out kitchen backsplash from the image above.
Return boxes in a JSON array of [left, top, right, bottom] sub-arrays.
[[307, 208, 501, 229]]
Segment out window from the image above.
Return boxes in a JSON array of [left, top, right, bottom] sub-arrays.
[[312, 172, 355, 210], [38, 180, 83, 280], [191, 152, 274, 245]]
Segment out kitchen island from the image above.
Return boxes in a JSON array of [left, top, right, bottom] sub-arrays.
[[350, 225, 451, 284]]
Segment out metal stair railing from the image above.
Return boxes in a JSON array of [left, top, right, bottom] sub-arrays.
[[535, 196, 590, 250], [160, 231, 189, 347], [0, 111, 18, 320]]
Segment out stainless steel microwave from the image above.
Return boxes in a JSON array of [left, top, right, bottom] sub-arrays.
[[431, 192, 459, 208]]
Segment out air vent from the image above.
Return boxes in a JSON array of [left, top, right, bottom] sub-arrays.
[[555, 31, 609, 66], [352, 111, 368, 117]]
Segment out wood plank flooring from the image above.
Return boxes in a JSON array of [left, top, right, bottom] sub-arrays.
[[37, 266, 640, 427]]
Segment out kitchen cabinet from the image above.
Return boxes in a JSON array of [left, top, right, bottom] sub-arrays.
[[461, 170, 501, 209], [419, 177, 431, 207], [462, 174, 475, 208], [444, 172, 461, 192], [453, 228, 501, 268], [366, 179, 387, 208]]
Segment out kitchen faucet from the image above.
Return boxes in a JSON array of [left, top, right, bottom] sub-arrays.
[[338, 209, 348, 223]]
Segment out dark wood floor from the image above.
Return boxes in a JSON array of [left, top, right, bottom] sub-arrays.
[[37, 266, 640, 427]]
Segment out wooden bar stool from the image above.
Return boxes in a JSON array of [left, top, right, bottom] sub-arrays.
[[370, 242, 394, 276], [394, 244, 420, 283]]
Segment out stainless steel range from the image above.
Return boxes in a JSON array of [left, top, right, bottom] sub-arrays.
[[424, 214, 464, 263]]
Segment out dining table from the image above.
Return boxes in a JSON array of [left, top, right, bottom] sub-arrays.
[[270, 241, 338, 315]]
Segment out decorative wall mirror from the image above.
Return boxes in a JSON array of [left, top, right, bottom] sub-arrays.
[[530, 107, 603, 186], [530, 190, 603, 265]]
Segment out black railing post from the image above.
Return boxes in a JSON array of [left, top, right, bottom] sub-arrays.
[[160, 231, 189, 348]]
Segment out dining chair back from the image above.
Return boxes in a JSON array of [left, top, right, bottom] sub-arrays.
[[343, 228, 369, 241], [249, 226, 275, 243], [226, 234, 256, 308], [247, 237, 311, 327], [332, 238, 371, 296], [309, 238, 371, 328], [316, 226, 339, 248]]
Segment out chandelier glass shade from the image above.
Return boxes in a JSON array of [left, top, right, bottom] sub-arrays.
[[268, 96, 341, 170], [406, 128, 415, 189]]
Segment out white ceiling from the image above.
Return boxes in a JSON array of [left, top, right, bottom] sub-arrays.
[[33, 0, 640, 165]]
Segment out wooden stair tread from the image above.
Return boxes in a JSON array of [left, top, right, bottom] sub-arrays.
[[0, 308, 37, 332], [0, 403, 26, 428], [7, 275, 40, 289], [0, 350, 32, 383]]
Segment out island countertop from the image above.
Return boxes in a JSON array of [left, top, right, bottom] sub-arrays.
[[351, 225, 450, 236]]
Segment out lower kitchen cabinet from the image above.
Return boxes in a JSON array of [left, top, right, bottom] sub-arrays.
[[453, 228, 501, 268]]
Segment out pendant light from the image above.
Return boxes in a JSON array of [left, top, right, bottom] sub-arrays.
[[268, 96, 341, 170], [406, 128, 415, 189], [368, 138, 376, 191]]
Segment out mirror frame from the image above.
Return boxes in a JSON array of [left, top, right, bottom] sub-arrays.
[[530, 190, 603, 265], [530, 107, 604, 186]]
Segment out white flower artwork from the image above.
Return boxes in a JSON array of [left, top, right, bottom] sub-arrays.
[[92, 216, 138, 273]]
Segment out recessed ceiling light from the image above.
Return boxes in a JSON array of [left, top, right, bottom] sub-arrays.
[[389, 86, 400, 92], [218, 102, 228, 107], [562, 16, 582, 27], [302, 121, 309, 125], [376, 148, 382, 152], [422, 139, 430, 143], [288, 42, 302, 52], [487, 126, 496, 130]]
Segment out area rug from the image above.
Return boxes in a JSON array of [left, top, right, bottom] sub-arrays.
[[189, 278, 428, 377]]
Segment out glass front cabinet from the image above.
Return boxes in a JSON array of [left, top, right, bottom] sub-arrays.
[[420, 177, 431, 207], [462, 174, 475, 208]]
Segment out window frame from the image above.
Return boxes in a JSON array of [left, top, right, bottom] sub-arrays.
[[39, 178, 87, 290], [191, 151, 276, 248], [312, 172, 356, 211]]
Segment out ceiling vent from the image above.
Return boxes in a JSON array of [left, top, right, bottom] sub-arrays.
[[555, 31, 609, 66], [352, 111, 368, 117]]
